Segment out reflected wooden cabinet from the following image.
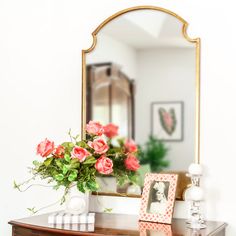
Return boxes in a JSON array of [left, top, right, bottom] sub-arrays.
[[9, 212, 227, 236], [86, 63, 135, 138]]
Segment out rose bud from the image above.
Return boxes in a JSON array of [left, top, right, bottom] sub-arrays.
[[104, 123, 119, 138], [37, 138, 54, 157], [124, 154, 140, 171], [95, 155, 113, 175], [88, 138, 109, 154], [86, 121, 104, 136], [71, 146, 91, 162], [124, 139, 138, 153], [54, 145, 65, 158]]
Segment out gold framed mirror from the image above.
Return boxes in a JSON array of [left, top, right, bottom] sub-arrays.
[[82, 6, 200, 200]]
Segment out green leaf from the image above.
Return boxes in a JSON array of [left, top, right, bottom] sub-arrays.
[[76, 141, 87, 148], [68, 174, 77, 182], [70, 159, 80, 169], [64, 154, 71, 162], [52, 169, 59, 176], [77, 182, 85, 193], [103, 208, 113, 213], [27, 207, 37, 214], [55, 159, 63, 169], [69, 143, 74, 148], [71, 169, 78, 175], [86, 180, 99, 191], [44, 157, 53, 167], [128, 173, 138, 183], [13, 180, 20, 190], [63, 165, 69, 175], [61, 142, 71, 148], [71, 158, 79, 164], [68, 169, 78, 182], [84, 167, 90, 176], [116, 175, 128, 186], [61, 142, 74, 152], [53, 185, 60, 190], [32, 160, 40, 166], [55, 174, 64, 181], [117, 138, 125, 147], [83, 156, 97, 165]]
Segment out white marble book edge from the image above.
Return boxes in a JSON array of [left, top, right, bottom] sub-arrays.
[[48, 212, 95, 224]]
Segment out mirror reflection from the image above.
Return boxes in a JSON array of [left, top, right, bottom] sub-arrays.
[[85, 9, 196, 195]]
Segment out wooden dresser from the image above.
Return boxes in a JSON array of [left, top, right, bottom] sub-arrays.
[[9, 212, 227, 236]]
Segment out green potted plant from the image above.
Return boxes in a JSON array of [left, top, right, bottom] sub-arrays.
[[138, 135, 169, 172]]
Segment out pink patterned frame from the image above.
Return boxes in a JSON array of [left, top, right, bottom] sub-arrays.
[[139, 173, 178, 224], [139, 221, 172, 236]]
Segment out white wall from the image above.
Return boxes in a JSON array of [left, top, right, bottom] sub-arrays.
[[1, 0, 236, 235], [135, 48, 195, 170]]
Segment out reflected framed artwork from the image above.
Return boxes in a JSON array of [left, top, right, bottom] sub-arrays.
[[151, 101, 184, 141], [139, 173, 178, 224]]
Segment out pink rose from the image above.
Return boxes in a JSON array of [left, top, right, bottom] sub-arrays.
[[95, 155, 113, 175], [88, 138, 109, 154], [124, 154, 140, 171], [86, 121, 104, 136], [71, 146, 91, 162], [104, 123, 119, 138], [37, 138, 54, 157], [54, 145, 65, 158], [125, 139, 138, 153]]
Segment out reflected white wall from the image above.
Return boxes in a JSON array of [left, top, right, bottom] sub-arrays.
[[135, 48, 195, 170], [87, 32, 196, 171], [86, 34, 137, 79]]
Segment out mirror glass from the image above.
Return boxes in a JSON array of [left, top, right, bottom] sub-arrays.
[[84, 8, 198, 197]]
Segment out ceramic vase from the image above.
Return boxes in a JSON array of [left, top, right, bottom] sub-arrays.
[[65, 184, 90, 214]]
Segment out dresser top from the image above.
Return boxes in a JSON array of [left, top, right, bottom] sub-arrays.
[[9, 212, 227, 236]]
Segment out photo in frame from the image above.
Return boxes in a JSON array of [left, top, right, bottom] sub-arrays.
[[151, 101, 184, 141], [139, 173, 178, 224]]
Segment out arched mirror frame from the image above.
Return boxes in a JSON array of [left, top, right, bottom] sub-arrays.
[[81, 5, 201, 199]]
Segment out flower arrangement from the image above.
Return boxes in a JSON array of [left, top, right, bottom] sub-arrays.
[[15, 121, 140, 207]]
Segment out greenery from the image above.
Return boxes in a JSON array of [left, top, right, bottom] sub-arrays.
[[138, 135, 169, 172], [14, 122, 140, 211]]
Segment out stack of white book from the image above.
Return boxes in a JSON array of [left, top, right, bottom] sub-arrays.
[[48, 212, 95, 232]]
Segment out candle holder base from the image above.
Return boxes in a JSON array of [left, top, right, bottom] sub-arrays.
[[186, 222, 206, 229]]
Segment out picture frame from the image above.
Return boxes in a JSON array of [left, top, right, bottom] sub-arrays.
[[151, 101, 184, 141], [139, 173, 178, 224], [139, 221, 172, 236]]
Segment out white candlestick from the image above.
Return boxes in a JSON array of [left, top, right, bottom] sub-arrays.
[[184, 187, 192, 201], [188, 163, 203, 175], [188, 186, 204, 201]]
